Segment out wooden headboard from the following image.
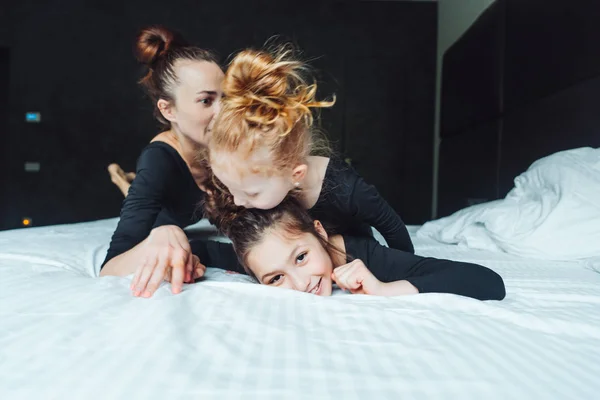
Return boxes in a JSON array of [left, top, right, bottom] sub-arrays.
[[438, 0, 600, 217]]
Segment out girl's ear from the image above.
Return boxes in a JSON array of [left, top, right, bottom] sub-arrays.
[[314, 220, 328, 241], [291, 164, 308, 186]]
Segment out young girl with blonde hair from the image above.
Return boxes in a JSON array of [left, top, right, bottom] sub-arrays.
[[208, 44, 414, 253]]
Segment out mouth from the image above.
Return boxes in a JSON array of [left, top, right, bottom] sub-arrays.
[[308, 277, 323, 295]]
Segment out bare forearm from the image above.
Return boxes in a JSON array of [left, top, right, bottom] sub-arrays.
[[377, 280, 419, 296], [99, 240, 146, 277]]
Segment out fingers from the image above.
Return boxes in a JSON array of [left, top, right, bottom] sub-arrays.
[[332, 260, 365, 292], [165, 248, 189, 295], [130, 256, 146, 293], [134, 257, 158, 297], [332, 269, 358, 291], [194, 265, 207, 280], [130, 226, 196, 298], [164, 267, 173, 283], [171, 248, 188, 273], [192, 256, 207, 280], [170, 261, 185, 294], [185, 255, 194, 283], [142, 251, 170, 298]]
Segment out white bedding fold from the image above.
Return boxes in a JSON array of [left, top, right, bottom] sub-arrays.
[[418, 147, 600, 260]]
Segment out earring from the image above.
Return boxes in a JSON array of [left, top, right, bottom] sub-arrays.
[[294, 182, 300, 188]]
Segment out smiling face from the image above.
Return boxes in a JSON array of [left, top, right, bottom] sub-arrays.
[[245, 220, 334, 296]]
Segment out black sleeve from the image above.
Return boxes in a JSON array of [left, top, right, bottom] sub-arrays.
[[346, 169, 414, 253], [344, 235, 505, 301], [101, 147, 179, 267], [189, 239, 247, 275]]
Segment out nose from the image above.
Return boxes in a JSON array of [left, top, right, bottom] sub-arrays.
[[289, 272, 311, 293]]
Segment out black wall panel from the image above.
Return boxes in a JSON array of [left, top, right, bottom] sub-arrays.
[[501, 75, 600, 196], [440, 0, 504, 138], [438, 121, 500, 218], [2, 0, 437, 229], [439, 0, 600, 217], [504, 0, 600, 112]]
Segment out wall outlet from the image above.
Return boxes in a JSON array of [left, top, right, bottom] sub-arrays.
[[24, 162, 41, 172]]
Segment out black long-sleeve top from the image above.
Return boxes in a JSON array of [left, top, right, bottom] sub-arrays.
[[102, 142, 205, 267], [343, 235, 506, 301], [308, 157, 414, 253], [101, 152, 413, 269], [192, 235, 506, 301]]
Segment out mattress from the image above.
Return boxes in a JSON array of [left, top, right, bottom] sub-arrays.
[[1, 218, 599, 399]]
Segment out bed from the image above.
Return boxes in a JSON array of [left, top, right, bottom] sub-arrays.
[[3, 1, 600, 398], [1, 212, 599, 399]]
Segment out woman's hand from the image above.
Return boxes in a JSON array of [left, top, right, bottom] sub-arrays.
[[130, 225, 205, 298], [163, 255, 206, 285], [331, 259, 384, 295]]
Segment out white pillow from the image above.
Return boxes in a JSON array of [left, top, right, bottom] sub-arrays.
[[419, 147, 600, 260]]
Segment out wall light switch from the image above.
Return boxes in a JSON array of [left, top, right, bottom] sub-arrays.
[[25, 112, 41, 123], [24, 162, 41, 172]]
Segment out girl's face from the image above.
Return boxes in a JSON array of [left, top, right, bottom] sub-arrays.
[[211, 147, 305, 210], [246, 221, 334, 296], [161, 60, 225, 146]]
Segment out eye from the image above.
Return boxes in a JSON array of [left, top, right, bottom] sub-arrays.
[[197, 98, 214, 106], [295, 252, 307, 264], [246, 192, 259, 198], [268, 274, 283, 285]]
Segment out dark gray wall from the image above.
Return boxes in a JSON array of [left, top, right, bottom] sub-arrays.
[[2, 0, 437, 229]]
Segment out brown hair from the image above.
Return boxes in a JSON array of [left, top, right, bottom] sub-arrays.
[[209, 44, 335, 172], [135, 25, 219, 128], [204, 187, 343, 281]]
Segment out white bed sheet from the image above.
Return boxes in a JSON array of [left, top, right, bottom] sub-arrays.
[[1, 219, 599, 399]]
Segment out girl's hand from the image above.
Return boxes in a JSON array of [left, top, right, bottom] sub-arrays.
[[331, 259, 383, 295], [130, 225, 205, 298]]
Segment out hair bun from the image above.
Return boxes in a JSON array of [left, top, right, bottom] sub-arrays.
[[222, 47, 332, 136], [135, 25, 186, 67]]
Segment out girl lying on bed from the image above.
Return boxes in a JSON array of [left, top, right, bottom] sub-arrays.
[[200, 194, 506, 300]]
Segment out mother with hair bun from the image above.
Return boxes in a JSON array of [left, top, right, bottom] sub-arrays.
[[100, 26, 225, 295]]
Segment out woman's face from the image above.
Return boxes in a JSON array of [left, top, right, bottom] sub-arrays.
[[165, 60, 225, 146], [246, 221, 334, 296]]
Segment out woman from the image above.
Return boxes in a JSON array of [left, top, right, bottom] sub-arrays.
[[99, 25, 224, 297]]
